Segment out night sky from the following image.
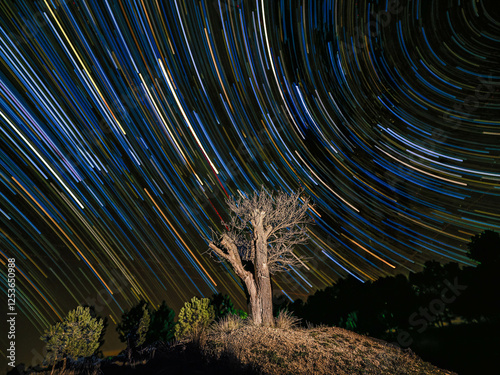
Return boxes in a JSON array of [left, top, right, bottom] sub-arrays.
[[1, 0, 499, 367]]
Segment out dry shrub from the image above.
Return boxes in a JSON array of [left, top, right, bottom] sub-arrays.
[[211, 314, 245, 335], [274, 310, 301, 330]]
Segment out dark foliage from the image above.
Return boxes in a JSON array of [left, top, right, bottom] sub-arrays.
[[117, 300, 178, 347], [466, 229, 500, 266], [147, 301, 177, 344], [116, 300, 150, 346], [453, 230, 500, 322], [210, 293, 248, 320], [286, 230, 500, 375], [288, 230, 500, 335]]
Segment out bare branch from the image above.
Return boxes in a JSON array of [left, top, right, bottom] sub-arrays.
[[208, 242, 230, 261], [208, 187, 314, 273]]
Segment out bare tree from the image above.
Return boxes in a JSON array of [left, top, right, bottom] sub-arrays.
[[208, 188, 312, 326]]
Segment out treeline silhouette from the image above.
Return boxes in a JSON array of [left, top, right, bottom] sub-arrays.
[[285, 230, 500, 374], [9, 294, 247, 375]]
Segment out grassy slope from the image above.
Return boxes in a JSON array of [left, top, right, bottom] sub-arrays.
[[201, 325, 457, 375], [22, 325, 458, 375]]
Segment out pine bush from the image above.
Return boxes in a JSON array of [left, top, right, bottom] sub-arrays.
[[41, 306, 105, 364], [175, 297, 215, 340], [117, 301, 145, 343], [117, 300, 151, 348]]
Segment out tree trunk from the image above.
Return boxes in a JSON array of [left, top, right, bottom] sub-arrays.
[[256, 270, 273, 326], [254, 211, 274, 326], [243, 273, 262, 325], [209, 238, 264, 325]]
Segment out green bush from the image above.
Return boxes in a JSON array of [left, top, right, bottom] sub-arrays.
[[175, 297, 215, 340], [210, 293, 248, 320], [339, 311, 358, 331], [147, 301, 177, 344], [41, 306, 105, 364], [117, 300, 150, 348]]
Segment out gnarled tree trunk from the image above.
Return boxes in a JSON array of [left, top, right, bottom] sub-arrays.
[[209, 235, 265, 325], [254, 211, 274, 326]]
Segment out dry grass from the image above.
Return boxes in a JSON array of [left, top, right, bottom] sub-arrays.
[[202, 324, 458, 375], [25, 323, 458, 374], [210, 314, 246, 335], [274, 310, 302, 330]]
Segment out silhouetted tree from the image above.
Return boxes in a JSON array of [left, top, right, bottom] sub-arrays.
[[117, 300, 150, 348], [332, 276, 368, 330], [289, 275, 369, 329], [360, 274, 417, 337], [147, 301, 176, 344], [454, 230, 500, 322], [294, 284, 338, 326], [467, 230, 500, 267], [409, 261, 456, 327]]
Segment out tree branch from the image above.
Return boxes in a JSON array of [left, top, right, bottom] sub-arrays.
[[208, 243, 230, 262], [208, 187, 314, 275], [209, 234, 253, 281]]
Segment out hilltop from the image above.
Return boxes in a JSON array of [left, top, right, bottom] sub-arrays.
[[20, 323, 456, 375]]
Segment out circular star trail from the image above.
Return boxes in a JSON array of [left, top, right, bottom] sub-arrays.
[[0, 0, 499, 360]]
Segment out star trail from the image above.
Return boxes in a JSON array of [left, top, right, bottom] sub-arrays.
[[0, 0, 499, 361]]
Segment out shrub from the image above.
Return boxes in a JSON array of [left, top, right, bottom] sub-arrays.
[[274, 310, 301, 330], [41, 306, 105, 364], [211, 313, 245, 335], [175, 297, 215, 341], [117, 301, 150, 348], [210, 293, 248, 320], [147, 301, 177, 344]]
